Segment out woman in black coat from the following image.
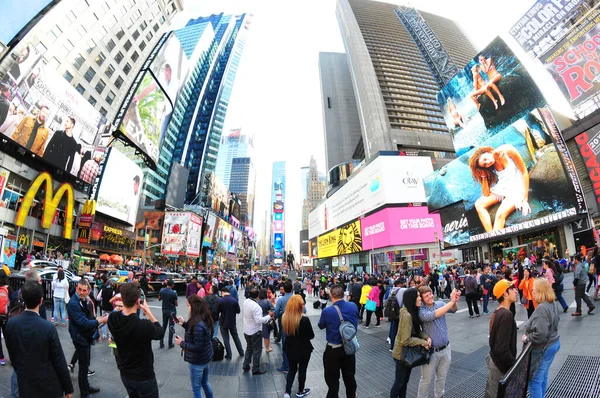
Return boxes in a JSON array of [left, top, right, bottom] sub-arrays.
[[282, 294, 314, 398]]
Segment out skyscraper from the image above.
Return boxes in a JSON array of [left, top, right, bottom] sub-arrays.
[[229, 157, 256, 228], [319, 52, 362, 172], [301, 156, 326, 230], [270, 161, 286, 263], [171, 13, 251, 205], [215, 129, 254, 188], [336, 0, 477, 161]]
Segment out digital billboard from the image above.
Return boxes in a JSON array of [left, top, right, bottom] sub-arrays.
[[575, 128, 600, 205], [228, 228, 242, 254], [1, 42, 45, 85], [273, 201, 284, 213], [361, 207, 443, 250], [0, 1, 55, 45], [213, 217, 231, 252], [437, 37, 546, 157], [150, 34, 189, 108], [273, 233, 284, 251], [317, 220, 362, 259], [0, 58, 105, 178], [509, 0, 583, 55], [161, 211, 202, 257], [202, 213, 217, 248], [208, 173, 230, 216], [543, 8, 600, 110], [309, 155, 433, 239], [94, 148, 143, 225], [425, 109, 583, 244]]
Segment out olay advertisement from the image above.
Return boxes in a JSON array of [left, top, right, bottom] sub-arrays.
[[361, 207, 443, 250], [575, 128, 600, 205]]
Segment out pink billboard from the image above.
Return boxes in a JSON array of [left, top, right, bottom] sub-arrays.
[[361, 207, 443, 250]]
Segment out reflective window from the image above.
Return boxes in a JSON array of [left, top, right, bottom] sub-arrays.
[[88, 95, 97, 106], [115, 76, 124, 89], [76, 84, 85, 95], [95, 52, 106, 66], [105, 64, 115, 78], [63, 71, 73, 82], [84, 67, 96, 82], [115, 51, 124, 64]]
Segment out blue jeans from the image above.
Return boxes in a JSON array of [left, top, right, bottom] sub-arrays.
[[555, 284, 568, 310], [11, 370, 18, 398], [53, 297, 66, 324], [389, 319, 399, 350], [280, 331, 289, 370], [213, 321, 219, 339], [529, 340, 560, 398], [483, 291, 490, 313], [189, 362, 213, 398]]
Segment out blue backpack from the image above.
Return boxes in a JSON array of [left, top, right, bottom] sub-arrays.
[[333, 304, 359, 355]]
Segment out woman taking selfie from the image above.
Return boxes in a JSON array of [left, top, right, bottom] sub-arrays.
[[176, 295, 214, 398], [390, 288, 431, 397], [282, 294, 314, 398]]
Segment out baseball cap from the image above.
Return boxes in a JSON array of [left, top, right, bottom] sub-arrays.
[[493, 279, 514, 299]]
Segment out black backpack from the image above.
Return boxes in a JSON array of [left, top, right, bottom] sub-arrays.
[[384, 290, 400, 321], [212, 338, 225, 361]]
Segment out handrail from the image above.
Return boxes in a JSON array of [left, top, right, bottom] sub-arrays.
[[498, 342, 533, 398]]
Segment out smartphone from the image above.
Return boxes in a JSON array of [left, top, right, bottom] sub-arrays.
[[140, 298, 145, 305], [170, 312, 178, 324]]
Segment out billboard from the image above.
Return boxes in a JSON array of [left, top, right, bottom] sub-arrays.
[[436, 203, 471, 247], [0, 58, 105, 178], [437, 37, 546, 157], [213, 217, 231, 252], [273, 201, 284, 213], [273, 233, 284, 251], [425, 108, 583, 244], [543, 8, 600, 109], [575, 128, 600, 205], [509, 0, 583, 55], [202, 213, 217, 248], [94, 148, 143, 225], [361, 207, 443, 250], [273, 219, 284, 233], [150, 34, 190, 108], [161, 212, 202, 257], [228, 228, 242, 254], [308, 155, 433, 239], [317, 220, 362, 259], [0, 1, 54, 45], [208, 174, 230, 215]]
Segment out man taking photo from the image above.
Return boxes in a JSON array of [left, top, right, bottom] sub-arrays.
[[108, 282, 163, 398]]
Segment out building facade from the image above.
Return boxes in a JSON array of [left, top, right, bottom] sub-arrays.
[[214, 129, 254, 188], [336, 0, 477, 161], [229, 157, 256, 228], [270, 161, 285, 263], [318, 52, 362, 172]]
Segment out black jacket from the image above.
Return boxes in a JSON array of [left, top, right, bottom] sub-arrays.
[[282, 315, 314, 361], [217, 295, 240, 329], [108, 311, 163, 381], [181, 320, 213, 365], [204, 294, 219, 322], [6, 311, 74, 398], [351, 282, 363, 302]]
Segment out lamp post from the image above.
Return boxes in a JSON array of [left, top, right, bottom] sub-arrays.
[[143, 226, 153, 273]]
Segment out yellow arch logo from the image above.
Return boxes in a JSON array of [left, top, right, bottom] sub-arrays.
[[15, 172, 74, 239]]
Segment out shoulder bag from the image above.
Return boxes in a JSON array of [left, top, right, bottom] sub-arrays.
[[400, 325, 430, 368]]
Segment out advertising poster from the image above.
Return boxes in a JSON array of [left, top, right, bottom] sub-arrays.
[[436, 203, 470, 247], [2, 237, 16, 268], [161, 212, 190, 256], [0, 167, 10, 201], [509, 0, 583, 55], [543, 8, 600, 110], [309, 156, 433, 239], [361, 207, 443, 250], [1, 42, 45, 85], [209, 174, 230, 215], [0, 1, 54, 45], [202, 213, 217, 248], [575, 127, 600, 205], [150, 34, 189, 108], [213, 218, 231, 252], [273, 232, 284, 251], [95, 148, 143, 225], [187, 213, 202, 257], [0, 59, 105, 178], [228, 228, 241, 254], [425, 109, 581, 244], [437, 37, 546, 157], [317, 220, 362, 259], [120, 71, 172, 165]]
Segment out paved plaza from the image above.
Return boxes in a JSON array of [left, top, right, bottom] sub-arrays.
[[0, 272, 598, 397]]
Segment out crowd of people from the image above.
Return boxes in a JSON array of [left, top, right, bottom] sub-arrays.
[[0, 246, 594, 398]]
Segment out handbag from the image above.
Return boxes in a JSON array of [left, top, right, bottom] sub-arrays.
[[400, 345, 430, 368], [365, 299, 376, 312]]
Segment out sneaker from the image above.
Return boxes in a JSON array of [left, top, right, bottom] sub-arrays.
[[572, 312, 582, 316], [469, 315, 474, 318], [284, 394, 291, 398], [388, 348, 393, 352], [483, 311, 489, 315], [363, 325, 369, 329], [563, 308, 569, 313], [386, 337, 391, 344], [476, 314, 480, 317], [296, 388, 311, 397], [88, 369, 96, 376], [589, 306, 596, 315], [375, 324, 381, 328], [277, 366, 289, 373], [0, 358, 5, 366]]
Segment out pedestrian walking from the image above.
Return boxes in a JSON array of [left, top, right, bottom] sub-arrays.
[[464, 270, 480, 318], [523, 278, 561, 398], [572, 253, 595, 316], [51, 269, 69, 327], [485, 279, 518, 398], [364, 280, 381, 328], [317, 284, 358, 398], [242, 287, 273, 374], [390, 288, 431, 398], [175, 295, 215, 398], [217, 286, 245, 360], [481, 266, 496, 315], [158, 279, 178, 349], [519, 268, 536, 318], [258, 288, 275, 353], [282, 294, 314, 398], [275, 280, 295, 372]]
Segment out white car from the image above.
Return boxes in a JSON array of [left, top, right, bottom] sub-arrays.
[[19, 268, 81, 283], [21, 259, 61, 270]]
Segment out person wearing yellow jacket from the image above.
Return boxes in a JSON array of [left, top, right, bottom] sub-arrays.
[[359, 282, 372, 322]]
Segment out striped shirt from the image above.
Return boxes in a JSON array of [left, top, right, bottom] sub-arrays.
[[419, 301, 453, 348]]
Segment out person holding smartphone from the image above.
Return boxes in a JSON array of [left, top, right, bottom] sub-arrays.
[[159, 279, 178, 348], [175, 295, 215, 398]]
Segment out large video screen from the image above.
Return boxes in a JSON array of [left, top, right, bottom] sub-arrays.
[[119, 71, 172, 165], [202, 213, 217, 248], [0, 58, 105, 179], [150, 34, 189, 107], [437, 37, 546, 157], [0, 1, 54, 45], [95, 148, 144, 225]]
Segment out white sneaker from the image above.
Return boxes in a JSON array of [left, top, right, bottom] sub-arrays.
[[284, 394, 291, 398], [386, 337, 391, 344]]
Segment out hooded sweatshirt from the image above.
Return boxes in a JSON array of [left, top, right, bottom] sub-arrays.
[[108, 311, 163, 381]]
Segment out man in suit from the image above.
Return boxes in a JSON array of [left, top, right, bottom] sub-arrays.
[[6, 280, 74, 398], [68, 279, 108, 398], [217, 286, 244, 360]]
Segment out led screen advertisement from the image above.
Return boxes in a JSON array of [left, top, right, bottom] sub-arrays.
[[361, 207, 443, 250], [0, 0, 55, 45], [437, 37, 546, 157], [150, 34, 190, 108], [0, 58, 105, 178], [309, 156, 433, 239], [202, 213, 217, 248], [575, 127, 600, 205], [273, 233, 284, 251], [161, 212, 202, 257], [317, 220, 362, 259], [228, 228, 242, 254], [213, 217, 231, 252], [94, 148, 143, 225], [208, 174, 230, 216], [543, 8, 600, 110]]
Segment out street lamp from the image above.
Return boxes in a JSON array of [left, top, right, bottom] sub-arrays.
[[143, 226, 153, 272]]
